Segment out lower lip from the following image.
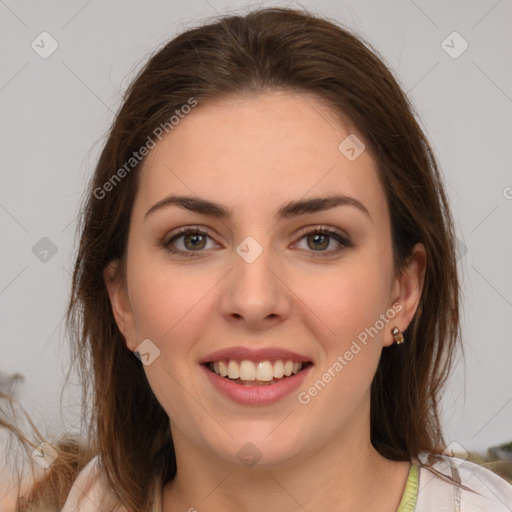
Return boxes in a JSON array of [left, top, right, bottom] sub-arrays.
[[200, 364, 313, 405]]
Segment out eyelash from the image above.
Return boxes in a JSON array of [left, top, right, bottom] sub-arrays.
[[161, 225, 352, 258]]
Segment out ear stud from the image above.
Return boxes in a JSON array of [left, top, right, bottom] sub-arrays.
[[391, 326, 404, 344]]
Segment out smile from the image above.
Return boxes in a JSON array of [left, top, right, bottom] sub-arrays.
[[205, 359, 312, 386]]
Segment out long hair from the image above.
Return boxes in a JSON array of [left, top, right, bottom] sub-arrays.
[[4, 7, 462, 511]]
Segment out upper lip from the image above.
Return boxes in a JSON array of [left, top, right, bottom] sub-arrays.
[[198, 346, 313, 364]]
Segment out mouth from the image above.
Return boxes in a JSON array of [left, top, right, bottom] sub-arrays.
[[203, 359, 313, 386]]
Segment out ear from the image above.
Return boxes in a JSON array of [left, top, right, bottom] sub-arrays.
[[103, 260, 136, 351], [384, 243, 427, 347]]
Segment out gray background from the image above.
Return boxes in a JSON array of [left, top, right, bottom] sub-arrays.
[[1, 0, 511, 455]]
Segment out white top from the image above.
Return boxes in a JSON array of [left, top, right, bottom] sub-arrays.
[[61, 453, 512, 511], [414, 453, 512, 511]]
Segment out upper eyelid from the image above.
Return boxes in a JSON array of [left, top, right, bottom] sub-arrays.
[[164, 227, 214, 244], [294, 224, 348, 239], [165, 224, 347, 239]]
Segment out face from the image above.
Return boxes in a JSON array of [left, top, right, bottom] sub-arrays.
[[105, 91, 425, 469]]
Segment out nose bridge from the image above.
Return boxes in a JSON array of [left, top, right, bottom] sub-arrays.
[[221, 233, 289, 323], [233, 234, 276, 296]]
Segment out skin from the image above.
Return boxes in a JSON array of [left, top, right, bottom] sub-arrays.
[[104, 90, 426, 512]]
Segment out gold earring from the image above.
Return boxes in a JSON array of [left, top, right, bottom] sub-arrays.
[[391, 327, 404, 344]]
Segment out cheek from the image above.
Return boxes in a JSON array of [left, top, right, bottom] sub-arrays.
[[294, 265, 391, 429], [126, 249, 201, 341], [125, 256, 221, 381], [127, 262, 212, 426], [298, 259, 392, 340]]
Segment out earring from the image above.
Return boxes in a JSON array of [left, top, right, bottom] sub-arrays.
[[391, 326, 404, 344]]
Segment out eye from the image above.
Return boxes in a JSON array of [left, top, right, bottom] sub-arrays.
[[162, 224, 351, 258], [293, 225, 351, 255], [163, 227, 219, 257]]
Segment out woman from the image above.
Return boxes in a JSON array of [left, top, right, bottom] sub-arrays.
[[5, 6, 512, 512]]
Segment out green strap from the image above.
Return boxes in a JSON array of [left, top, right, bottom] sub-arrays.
[[396, 464, 418, 511]]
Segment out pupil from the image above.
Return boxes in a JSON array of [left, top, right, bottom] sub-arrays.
[[186, 234, 205, 250], [309, 234, 328, 250]]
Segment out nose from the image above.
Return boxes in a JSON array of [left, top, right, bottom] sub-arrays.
[[219, 236, 291, 330]]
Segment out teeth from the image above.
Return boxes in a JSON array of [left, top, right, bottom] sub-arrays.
[[239, 360, 256, 380], [227, 360, 240, 379], [273, 360, 284, 378], [218, 360, 228, 377], [210, 359, 306, 381], [256, 361, 274, 381]]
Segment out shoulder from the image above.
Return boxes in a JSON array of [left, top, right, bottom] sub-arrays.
[[414, 453, 512, 512], [61, 454, 123, 512]]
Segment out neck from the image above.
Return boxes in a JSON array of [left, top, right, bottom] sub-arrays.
[[162, 416, 410, 512]]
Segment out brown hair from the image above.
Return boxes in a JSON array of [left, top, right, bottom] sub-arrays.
[[3, 7, 462, 511]]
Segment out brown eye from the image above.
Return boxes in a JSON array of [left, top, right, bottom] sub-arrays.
[[306, 233, 330, 251], [163, 227, 217, 257], [294, 226, 352, 256], [183, 232, 207, 250]]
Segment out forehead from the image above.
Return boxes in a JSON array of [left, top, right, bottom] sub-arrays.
[[134, 91, 387, 222]]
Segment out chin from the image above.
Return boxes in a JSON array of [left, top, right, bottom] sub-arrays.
[[206, 426, 309, 470]]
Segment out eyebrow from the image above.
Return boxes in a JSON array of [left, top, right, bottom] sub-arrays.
[[144, 194, 372, 221]]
